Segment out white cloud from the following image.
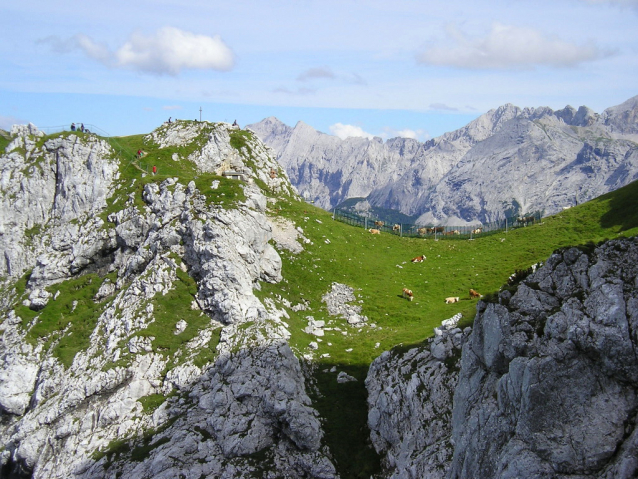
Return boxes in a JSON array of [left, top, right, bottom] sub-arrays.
[[273, 86, 316, 95], [430, 103, 458, 111], [417, 23, 608, 70], [54, 27, 234, 75], [328, 124, 429, 141], [329, 123, 375, 140], [162, 105, 183, 110], [381, 127, 429, 141], [75, 34, 112, 64]]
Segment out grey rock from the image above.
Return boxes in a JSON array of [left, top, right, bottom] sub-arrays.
[[449, 238, 638, 478], [366, 323, 471, 478], [336, 371, 357, 383]]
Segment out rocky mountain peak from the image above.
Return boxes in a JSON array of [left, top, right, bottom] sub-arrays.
[[602, 95, 638, 135]]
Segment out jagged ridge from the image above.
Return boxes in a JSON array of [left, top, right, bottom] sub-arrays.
[[248, 96, 638, 224]]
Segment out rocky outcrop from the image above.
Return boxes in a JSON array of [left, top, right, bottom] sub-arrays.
[[450, 237, 638, 478], [367, 237, 638, 478], [249, 96, 638, 224], [366, 314, 469, 478], [0, 121, 336, 478], [0, 124, 119, 280]]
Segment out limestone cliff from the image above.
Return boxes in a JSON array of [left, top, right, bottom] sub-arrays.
[[0, 122, 336, 478]]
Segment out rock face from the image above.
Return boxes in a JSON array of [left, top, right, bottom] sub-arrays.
[[249, 96, 638, 224], [366, 316, 470, 478], [366, 237, 638, 478], [450, 237, 638, 479], [0, 124, 120, 280], [0, 121, 336, 478]]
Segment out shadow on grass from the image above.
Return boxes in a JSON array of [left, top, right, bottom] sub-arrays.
[[308, 362, 382, 479], [599, 179, 638, 233], [308, 334, 434, 479]]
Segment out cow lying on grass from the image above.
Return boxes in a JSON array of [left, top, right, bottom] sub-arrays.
[[411, 255, 426, 263], [402, 288, 414, 301], [369, 228, 381, 234], [445, 296, 460, 303]]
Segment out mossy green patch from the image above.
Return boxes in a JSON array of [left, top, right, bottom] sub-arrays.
[[229, 129, 253, 153], [136, 265, 216, 365], [23, 274, 110, 368], [0, 129, 10, 152]]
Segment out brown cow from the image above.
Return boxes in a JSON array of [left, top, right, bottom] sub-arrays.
[[393, 224, 401, 232], [469, 289, 483, 298], [411, 255, 426, 263], [374, 220, 384, 227], [369, 228, 381, 234], [417, 227, 427, 236], [402, 288, 414, 301]]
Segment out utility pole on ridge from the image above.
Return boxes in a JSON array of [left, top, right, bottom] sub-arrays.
[[199, 107, 202, 122]]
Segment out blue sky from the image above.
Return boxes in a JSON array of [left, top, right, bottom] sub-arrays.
[[1, 0, 637, 140]]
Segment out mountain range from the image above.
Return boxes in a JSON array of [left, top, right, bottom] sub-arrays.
[[248, 96, 638, 225]]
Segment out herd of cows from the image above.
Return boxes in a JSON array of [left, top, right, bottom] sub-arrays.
[[401, 251, 484, 303], [356, 217, 541, 306], [365, 221, 491, 305], [401, 287, 483, 304]]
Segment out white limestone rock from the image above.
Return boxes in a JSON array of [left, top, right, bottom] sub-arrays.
[[322, 282, 368, 326], [366, 326, 471, 478], [0, 121, 334, 479]]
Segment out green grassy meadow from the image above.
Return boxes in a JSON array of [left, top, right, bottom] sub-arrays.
[[261, 181, 638, 370]]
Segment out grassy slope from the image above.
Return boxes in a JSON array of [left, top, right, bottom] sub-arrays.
[[264, 183, 638, 367]]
